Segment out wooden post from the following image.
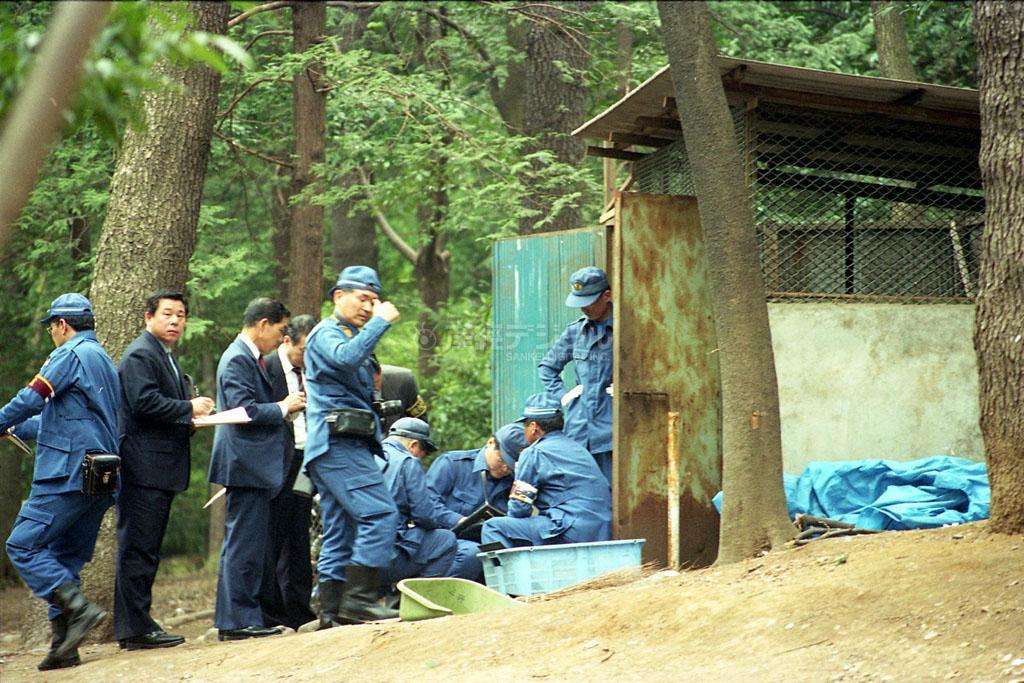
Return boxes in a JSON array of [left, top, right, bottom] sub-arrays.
[[666, 411, 681, 569]]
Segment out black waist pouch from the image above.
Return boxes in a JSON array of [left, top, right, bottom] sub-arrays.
[[325, 408, 376, 438], [81, 453, 120, 495]]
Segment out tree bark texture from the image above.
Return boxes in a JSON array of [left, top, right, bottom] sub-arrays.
[[287, 1, 327, 317], [84, 0, 229, 639], [511, 2, 590, 234], [657, 0, 794, 563], [330, 178, 379, 275], [973, 0, 1024, 534], [871, 1, 918, 81], [329, 10, 377, 276]]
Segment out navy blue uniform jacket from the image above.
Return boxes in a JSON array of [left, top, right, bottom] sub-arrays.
[[208, 337, 288, 491], [118, 331, 193, 492]]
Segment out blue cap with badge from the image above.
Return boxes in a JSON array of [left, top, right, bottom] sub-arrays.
[[515, 392, 563, 423], [39, 293, 94, 325], [388, 416, 437, 452], [328, 265, 383, 298], [494, 422, 528, 466], [564, 266, 609, 307]]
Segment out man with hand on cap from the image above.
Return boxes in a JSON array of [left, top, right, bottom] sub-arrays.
[[304, 266, 401, 626], [539, 266, 614, 487], [481, 393, 611, 549], [2, 293, 120, 671], [426, 423, 526, 542], [379, 418, 481, 583]]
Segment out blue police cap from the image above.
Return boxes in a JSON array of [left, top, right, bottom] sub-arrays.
[[516, 393, 562, 423], [494, 422, 528, 466], [39, 293, 94, 325], [328, 265, 382, 298], [565, 267, 609, 307], [388, 417, 436, 452]]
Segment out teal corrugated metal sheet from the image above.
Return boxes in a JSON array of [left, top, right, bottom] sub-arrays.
[[491, 228, 607, 429]]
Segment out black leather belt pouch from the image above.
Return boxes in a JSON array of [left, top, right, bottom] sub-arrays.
[[82, 453, 120, 495], [325, 408, 376, 438]]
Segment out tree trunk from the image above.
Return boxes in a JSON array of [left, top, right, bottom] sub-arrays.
[[871, 1, 917, 81], [973, 0, 1024, 534], [287, 1, 327, 317], [84, 0, 229, 639], [413, 153, 451, 379], [657, 0, 793, 564], [0, 449, 21, 584], [270, 171, 292, 300], [510, 2, 591, 234], [331, 178, 379, 274]]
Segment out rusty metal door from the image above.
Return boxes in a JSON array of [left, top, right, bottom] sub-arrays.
[[612, 192, 722, 567], [491, 227, 608, 429]]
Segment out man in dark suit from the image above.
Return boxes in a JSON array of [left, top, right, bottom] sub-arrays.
[[208, 298, 305, 641], [115, 291, 216, 650], [259, 314, 317, 630]]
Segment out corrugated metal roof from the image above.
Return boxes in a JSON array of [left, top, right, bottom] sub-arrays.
[[573, 56, 979, 141]]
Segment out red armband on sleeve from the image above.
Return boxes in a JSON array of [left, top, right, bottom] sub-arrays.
[[28, 375, 54, 400]]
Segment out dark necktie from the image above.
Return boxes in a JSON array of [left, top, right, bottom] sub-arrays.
[[292, 366, 304, 391], [258, 356, 267, 371]]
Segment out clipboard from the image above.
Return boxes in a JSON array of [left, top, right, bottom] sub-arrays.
[[451, 502, 505, 536]]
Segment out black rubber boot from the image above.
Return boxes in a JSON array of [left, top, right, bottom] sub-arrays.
[[337, 566, 398, 624], [51, 582, 105, 660], [316, 579, 348, 629], [37, 614, 80, 671]]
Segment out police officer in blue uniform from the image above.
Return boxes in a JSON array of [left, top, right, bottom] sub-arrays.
[[480, 394, 612, 548], [539, 266, 614, 486], [304, 266, 401, 626], [426, 423, 526, 540], [1, 294, 121, 671], [379, 418, 481, 582]]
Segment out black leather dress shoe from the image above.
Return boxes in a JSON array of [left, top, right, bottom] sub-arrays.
[[119, 630, 186, 650], [217, 626, 283, 641]]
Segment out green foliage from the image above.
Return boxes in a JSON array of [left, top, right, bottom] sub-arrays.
[[0, 1, 252, 141]]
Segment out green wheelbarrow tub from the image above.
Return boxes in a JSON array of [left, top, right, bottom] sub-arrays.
[[397, 577, 522, 622]]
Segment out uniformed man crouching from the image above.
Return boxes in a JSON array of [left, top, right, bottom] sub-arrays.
[[1, 294, 121, 671], [304, 266, 401, 626], [481, 393, 612, 548], [379, 418, 482, 583]]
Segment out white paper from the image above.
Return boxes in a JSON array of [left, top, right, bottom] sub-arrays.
[[561, 384, 583, 407], [193, 407, 251, 427]]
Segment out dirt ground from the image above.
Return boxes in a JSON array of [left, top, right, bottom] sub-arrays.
[[1, 523, 1022, 682]]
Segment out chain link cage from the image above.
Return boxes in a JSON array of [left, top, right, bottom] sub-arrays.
[[634, 103, 983, 303]]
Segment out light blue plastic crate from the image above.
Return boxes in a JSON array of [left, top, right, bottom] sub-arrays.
[[477, 539, 645, 596]]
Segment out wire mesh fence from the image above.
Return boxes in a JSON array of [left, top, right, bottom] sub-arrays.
[[634, 102, 983, 302]]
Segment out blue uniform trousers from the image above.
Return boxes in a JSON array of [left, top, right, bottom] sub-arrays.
[[307, 436, 398, 581], [114, 484, 175, 640], [452, 540, 483, 581], [381, 529, 456, 585], [593, 451, 613, 488], [480, 515, 611, 548], [6, 491, 113, 620], [215, 486, 271, 630]]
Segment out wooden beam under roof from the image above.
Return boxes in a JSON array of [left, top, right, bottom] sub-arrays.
[[609, 131, 677, 147], [586, 146, 647, 161]]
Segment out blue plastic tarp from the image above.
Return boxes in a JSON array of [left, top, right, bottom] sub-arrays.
[[712, 456, 989, 531]]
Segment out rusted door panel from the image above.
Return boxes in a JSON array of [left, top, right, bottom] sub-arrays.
[[612, 193, 722, 567]]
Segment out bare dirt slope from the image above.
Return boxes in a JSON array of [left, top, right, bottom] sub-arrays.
[[2, 523, 1022, 682]]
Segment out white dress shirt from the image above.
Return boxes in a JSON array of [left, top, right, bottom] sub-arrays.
[[277, 345, 306, 450]]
